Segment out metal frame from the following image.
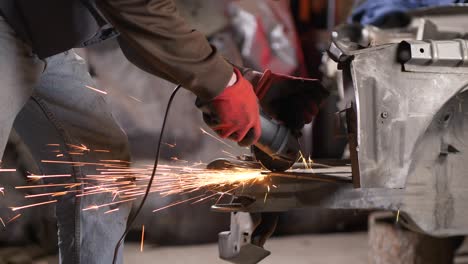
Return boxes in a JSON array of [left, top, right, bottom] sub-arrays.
[[215, 8, 468, 263]]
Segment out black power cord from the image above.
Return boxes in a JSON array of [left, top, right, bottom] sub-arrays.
[[112, 84, 182, 264]]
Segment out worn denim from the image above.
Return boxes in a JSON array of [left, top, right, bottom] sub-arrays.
[[0, 16, 131, 264]]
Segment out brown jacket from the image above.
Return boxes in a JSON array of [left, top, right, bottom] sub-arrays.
[[0, 0, 232, 100], [97, 0, 233, 100]]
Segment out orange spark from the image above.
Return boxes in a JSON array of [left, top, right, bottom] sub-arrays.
[[95, 150, 111, 153], [0, 169, 16, 172], [6, 214, 21, 224], [163, 142, 176, 148], [11, 201, 57, 211], [104, 208, 119, 214], [129, 96, 142, 103], [16, 183, 83, 189], [82, 198, 136, 211], [85, 85, 107, 95], [200, 128, 233, 148], [27, 174, 71, 179], [153, 195, 205, 213], [140, 225, 145, 252]]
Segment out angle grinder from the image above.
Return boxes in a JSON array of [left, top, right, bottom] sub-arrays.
[[203, 69, 328, 172], [252, 112, 300, 171]]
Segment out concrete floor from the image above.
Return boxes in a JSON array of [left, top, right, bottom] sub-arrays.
[[35, 231, 468, 263], [124, 232, 368, 264]]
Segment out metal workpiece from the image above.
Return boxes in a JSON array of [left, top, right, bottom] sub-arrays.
[[218, 212, 272, 264], [344, 42, 468, 189], [213, 165, 354, 213], [216, 7, 468, 264], [398, 39, 468, 73], [216, 41, 468, 245]]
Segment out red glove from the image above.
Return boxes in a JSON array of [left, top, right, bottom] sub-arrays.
[[200, 68, 261, 146], [241, 68, 328, 130]]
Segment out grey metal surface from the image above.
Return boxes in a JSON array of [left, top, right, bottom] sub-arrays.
[[216, 7, 468, 263], [218, 213, 270, 264], [215, 38, 468, 251], [399, 39, 468, 74], [339, 40, 468, 189]]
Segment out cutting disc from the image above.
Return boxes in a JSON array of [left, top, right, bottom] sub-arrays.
[[252, 146, 296, 172]]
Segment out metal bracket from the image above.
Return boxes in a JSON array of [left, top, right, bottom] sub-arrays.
[[399, 39, 468, 73], [218, 212, 270, 264]]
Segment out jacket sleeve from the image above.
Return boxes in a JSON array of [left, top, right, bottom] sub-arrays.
[[96, 0, 233, 100]]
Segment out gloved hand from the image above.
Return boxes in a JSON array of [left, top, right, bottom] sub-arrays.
[[240, 67, 329, 130], [197, 68, 261, 146]]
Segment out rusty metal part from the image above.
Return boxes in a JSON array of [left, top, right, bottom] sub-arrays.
[[368, 212, 462, 264]]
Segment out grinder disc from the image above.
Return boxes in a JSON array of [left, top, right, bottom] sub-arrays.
[[252, 146, 296, 172]]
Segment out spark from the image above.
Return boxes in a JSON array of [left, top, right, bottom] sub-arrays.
[[30, 157, 266, 215], [95, 149, 111, 153], [11, 200, 57, 211], [191, 190, 231, 205], [100, 160, 131, 163], [67, 144, 90, 152], [104, 208, 119, 214], [153, 195, 205, 212], [57, 154, 64, 157], [25, 192, 67, 198], [0, 169, 16, 172], [129, 96, 142, 103], [163, 142, 176, 148], [170, 157, 188, 163], [6, 214, 21, 224], [47, 144, 60, 146], [27, 174, 71, 180], [200, 128, 233, 148], [41, 160, 119, 166], [264, 185, 271, 203], [85, 85, 107, 95], [82, 198, 136, 211], [299, 151, 310, 169], [0, 218, 4, 227], [15, 183, 84, 189], [396, 209, 400, 223], [52, 192, 68, 197], [140, 225, 145, 252]]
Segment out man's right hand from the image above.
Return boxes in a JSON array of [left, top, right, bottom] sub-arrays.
[[198, 68, 262, 147]]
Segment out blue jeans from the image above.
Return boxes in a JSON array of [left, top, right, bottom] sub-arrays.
[[0, 16, 131, 263]]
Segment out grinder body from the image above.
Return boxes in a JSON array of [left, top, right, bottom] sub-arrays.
[[253, 113, 300, 171], [200, 69, 328, 172]]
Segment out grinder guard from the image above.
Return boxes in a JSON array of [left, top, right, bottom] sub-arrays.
[[250, 69, 328, 171]]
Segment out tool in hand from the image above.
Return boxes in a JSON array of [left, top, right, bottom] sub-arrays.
[[201, 68, 328, 172]]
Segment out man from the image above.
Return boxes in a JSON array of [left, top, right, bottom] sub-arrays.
[[0, 0, 318, 263]]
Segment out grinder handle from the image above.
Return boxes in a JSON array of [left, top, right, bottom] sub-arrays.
[[256, 113, 300, 163]]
